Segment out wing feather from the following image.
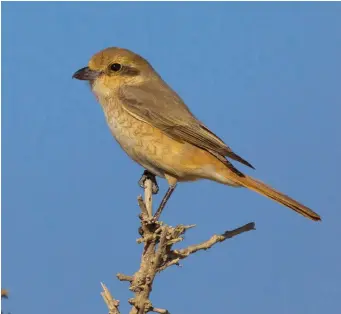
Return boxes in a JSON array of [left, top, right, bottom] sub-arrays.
[[119, 79, 254, 170]]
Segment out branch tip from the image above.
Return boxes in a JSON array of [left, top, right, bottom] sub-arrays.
[[101, 282, 120, 314], [116, 273, 133, 282], [152, 307, 170, 314]]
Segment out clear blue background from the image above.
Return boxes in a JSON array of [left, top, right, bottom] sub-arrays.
[[2, 2, 341, 314]]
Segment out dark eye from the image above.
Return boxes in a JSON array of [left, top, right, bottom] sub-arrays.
[[110, 63, 122, 72]]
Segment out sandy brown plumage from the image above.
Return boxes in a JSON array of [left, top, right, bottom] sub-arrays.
[[73, 47, 321, 222]]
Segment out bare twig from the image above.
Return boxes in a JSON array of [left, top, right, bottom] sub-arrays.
[[101, 282, 120, 314], [173, 222, 255, 258], [144, 179, 153, 217], [101, 178, 255, 314], [157, 258, 181, 272], [137, 196, 148, 217], [116, 273, 133, 282], [151, 307, 170, 314]]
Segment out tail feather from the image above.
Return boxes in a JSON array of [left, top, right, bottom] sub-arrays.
[[236, 175, 321, 221]]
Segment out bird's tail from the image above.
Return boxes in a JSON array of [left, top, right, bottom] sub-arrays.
[[234, 175, 321, 221]]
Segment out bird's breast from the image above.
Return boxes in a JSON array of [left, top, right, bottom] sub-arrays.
[[102, 100, 170, 164], [99, 99, 231, 182]]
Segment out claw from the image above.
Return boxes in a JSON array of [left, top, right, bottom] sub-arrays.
[[138, 170, 159, 194]]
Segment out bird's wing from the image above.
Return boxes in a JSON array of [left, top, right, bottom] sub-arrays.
[[119, 81, 254, 169]]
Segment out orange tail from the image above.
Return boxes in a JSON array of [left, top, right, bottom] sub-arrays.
[[235, 175, 321, 221]]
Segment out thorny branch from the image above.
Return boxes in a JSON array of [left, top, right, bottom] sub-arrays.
[[101, 176, 255, 313]]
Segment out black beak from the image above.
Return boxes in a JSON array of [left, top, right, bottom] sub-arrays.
[[72, 66, 101, 80]]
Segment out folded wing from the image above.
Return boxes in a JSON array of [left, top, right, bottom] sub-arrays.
[[119, 79, 254, 173]]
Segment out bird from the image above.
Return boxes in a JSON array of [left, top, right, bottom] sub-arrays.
[[73, 47, 321, 222]]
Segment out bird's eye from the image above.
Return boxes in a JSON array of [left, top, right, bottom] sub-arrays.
[[110, 63, 122, 72]]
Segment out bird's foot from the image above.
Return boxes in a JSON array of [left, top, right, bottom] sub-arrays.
[[138, 170, 159, 194]]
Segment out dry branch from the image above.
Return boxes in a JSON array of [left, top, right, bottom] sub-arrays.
[[143, 179, 153, 217], [117, 274, 133, 282], [101, 177, 255, 313], [173, 222, 255, 258], [101, 283, 120, 314]]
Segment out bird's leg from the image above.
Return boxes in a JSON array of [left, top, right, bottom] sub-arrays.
[[138, 170, 159, 194], [153, 185, 176, 221]]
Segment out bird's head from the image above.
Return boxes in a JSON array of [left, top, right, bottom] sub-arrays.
[[73, 47, 156, 97]]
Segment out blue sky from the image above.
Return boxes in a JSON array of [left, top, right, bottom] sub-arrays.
[[2, 2, 341, 314]]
